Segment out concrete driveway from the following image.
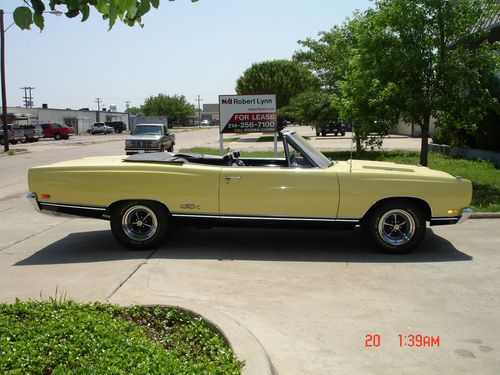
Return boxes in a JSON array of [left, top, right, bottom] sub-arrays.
[[1, 129, 499, 374]]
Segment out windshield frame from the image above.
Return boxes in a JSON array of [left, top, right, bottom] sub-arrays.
[[283, 131, 333, 169]]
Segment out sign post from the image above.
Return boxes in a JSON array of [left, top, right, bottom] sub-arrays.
[[219, 94, 277, 155]]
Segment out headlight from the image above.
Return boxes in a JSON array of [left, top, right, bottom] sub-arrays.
[[150, 141, 159, 148], [125, 140, 133, 147]]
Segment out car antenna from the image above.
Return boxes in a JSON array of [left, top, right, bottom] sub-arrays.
[[349, 124, 354, 173]]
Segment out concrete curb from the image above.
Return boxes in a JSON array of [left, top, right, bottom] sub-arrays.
[[111, 297, 276, 375], [471, 212, 500, 219]]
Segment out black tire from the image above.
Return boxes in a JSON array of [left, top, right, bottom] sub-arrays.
[[54, 133, 61, 140], [316, 131, 320, 136], [364, 201, 426, 254], [110, 201, 170, 250], [10, 139, 18, 145], [340, 132, 345, 136], [334, 132, 338, 136], [321, 131, 326, 137]]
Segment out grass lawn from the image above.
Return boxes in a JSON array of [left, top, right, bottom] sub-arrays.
[[0, 301, 243, 374], [179, 147, 500, 212], [223, 137, 241, 143]]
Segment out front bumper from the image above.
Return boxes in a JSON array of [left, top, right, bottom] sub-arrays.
[[125, 148, 163, 154], [457, 208, 473, 224], [430, 208, 473, 226]]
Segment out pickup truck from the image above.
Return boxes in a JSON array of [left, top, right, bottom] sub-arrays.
[[7, 124, 26, 144], [125, 123, 175, 155]]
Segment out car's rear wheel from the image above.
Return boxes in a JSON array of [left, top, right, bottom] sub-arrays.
[[110, 201, 170, 250], [365, 201, 425, 254]]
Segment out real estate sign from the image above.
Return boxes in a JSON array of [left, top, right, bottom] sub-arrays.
[[219, 94, 277, 133]]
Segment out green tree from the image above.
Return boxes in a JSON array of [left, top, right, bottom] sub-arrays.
[[235, 59, 318, 120], [13, 0, 198, 31], [370, 0, 499, 165], [125, 106, 143, 115], [295, 14, 396, 151], [142, 94, 195, 124]]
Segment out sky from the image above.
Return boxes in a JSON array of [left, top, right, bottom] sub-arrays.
[[3, 0, 373, 112]]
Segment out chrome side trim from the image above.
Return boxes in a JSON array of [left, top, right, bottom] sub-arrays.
[[26, 192, 40, 211], [431, 217, 459, 221], [171, 213, 359, 223], [458, 208, 472, 224], [39, 202, 106, 211]]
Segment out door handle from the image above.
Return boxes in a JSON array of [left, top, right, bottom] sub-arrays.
[[225, 176, 241, 182]]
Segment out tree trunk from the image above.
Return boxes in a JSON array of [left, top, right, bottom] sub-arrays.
[[355, 135, 362, 153], [419, 114, 430, 166]]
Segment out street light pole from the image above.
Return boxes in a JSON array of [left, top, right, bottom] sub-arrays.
[[1, 9, 9, 152]]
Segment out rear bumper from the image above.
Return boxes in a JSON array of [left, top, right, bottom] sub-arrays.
[[27, 192, 108, 219]]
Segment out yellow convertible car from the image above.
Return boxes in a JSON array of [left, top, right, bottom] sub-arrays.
[[27, 132, 472, 253]]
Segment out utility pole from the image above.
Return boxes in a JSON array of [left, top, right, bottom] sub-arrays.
[[95, 97, 102, 122], [21, 86, 35, 108], [124, 100, 131, 110], [1, 9, 8, 152], [196, 95, 203, 127]]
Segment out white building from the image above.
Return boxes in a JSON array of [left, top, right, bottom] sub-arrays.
[[6, 106, 129, 134]]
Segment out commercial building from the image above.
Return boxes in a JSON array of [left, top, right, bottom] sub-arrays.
[[4, 106, 129, 134]]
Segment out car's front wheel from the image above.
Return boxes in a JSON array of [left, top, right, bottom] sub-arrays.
[[110, 201, 170, 250], [365, 201, 425, 254]]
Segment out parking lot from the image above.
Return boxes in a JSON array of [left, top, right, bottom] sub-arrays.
[[1, 127, 499, 374]]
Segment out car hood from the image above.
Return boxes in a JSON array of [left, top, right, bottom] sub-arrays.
[[126, 135, 162, 141], [344, 159, 454, 179]]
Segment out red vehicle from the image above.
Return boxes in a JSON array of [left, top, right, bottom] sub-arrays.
[[39, 123, 76, 140]]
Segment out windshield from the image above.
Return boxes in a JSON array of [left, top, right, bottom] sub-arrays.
[[133, 125, 162, 135], [286, 132, 333, 168]]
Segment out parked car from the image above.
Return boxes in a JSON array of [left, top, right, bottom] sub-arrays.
[[7, 124, 25, 144], [21, 124, 43, 142], [90, 122, 114, 135], [200, 119, 210, 126], [125, 123, 175, 155], [0, 127, 14, 145], [27, 131, 472, 253], [40, 123, 76, 140], [105, 121, 127, 133], [316, 122, 346, 137]]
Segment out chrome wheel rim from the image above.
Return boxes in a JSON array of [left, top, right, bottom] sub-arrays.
[[122, 205, 158, 241], [378, 209, 415, 246]]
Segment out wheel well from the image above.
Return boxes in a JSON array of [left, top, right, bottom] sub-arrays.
[[107, 200, 172, 216], [362, 197, 432, 222]]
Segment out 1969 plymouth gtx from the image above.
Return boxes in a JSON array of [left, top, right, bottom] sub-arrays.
[[27, 132, 472, 253]]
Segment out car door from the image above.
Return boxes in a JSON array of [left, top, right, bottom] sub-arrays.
[[219, 166, 339, 219]]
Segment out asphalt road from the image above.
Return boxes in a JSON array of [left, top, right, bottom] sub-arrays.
[[1, 128, 499, 375]]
